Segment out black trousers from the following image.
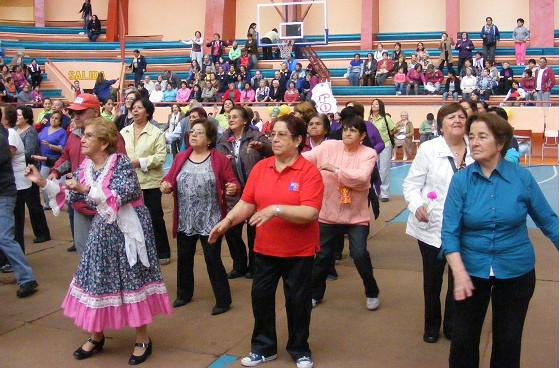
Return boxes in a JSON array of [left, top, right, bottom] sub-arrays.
[[142, 188, 171, 259], [457, 57, 469, 73], [251, 253, 313, 360], [418, 241, 454, 337], [450, 269, 535, 368], [224, 221, 256, 273], [134, 71, 144, 87], [14, 185, 51, 251], [313, 224, 379, 301], [261, 37, 273, 60], [176, 232, 231, 307]]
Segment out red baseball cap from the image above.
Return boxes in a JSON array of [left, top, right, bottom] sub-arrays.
[[68, 93, 100, 111]]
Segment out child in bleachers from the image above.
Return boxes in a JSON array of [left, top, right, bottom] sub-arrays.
[[394, 67, 406, 95], [503, 80, 527, 106], [520, 69, 536, 103]]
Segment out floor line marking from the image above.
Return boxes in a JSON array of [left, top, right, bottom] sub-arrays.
[[537, 166, 558, 185]]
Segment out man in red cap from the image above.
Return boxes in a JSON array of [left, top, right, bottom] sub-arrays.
[[47, 93, 126, 253]]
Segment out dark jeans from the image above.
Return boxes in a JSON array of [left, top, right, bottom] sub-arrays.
[[483, 44, 497, 63], [15, 185, 51, 251], [87, 31, 99, 42], [142, 188, 171, 259], [251, 253, 313, 360], [450, 269, 535, 368], [261, 37, 273, 60], [363, 73, 376, 86], [312, 223, 379, 301], [439, 57, 454, 73], [134, 71, 144, 87], [457, 57, 469, 73], [224, 221, 256, 273], [418, 241, 454, 337], [176, 232, 231, 307]]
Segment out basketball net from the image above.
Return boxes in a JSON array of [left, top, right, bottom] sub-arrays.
[[279, 40, 294, 60]]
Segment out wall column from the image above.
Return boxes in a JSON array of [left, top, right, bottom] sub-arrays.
[[204, 0, 237, 43], [106, 0, 128, 42], [529, 0, 554, 47], [361, 0, 379, 50], [446, 0, 460, 41], [34, 0, 45, 27]]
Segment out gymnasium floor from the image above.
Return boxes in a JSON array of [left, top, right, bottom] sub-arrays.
[[0, 163, 557, 368]]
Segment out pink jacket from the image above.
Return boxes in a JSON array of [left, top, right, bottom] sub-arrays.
[[394, 72, 406, 84], [302, 140, 376, 226], [534, 67, 556, 92], [240, 89, 255, 102]]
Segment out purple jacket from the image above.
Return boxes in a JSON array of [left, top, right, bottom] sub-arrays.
[[455, 39, 474, 59]]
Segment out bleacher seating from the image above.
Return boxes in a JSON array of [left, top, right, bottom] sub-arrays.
[[1, 25, 558, 103]]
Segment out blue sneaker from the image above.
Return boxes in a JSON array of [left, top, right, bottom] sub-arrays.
[[296, 356, 314, 368], [240, 352, 278, 367]]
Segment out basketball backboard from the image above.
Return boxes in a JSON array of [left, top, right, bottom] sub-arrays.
[[256, 0, 328, 47]]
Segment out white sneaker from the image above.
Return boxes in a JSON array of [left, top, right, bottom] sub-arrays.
[[296, 356, 314, 368], [366, 297, 380, 310], [311, 298, 318, 308], [241, 352, 278, 367]]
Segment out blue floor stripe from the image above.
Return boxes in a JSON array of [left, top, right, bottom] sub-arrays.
[[208, 354, 238, 368]]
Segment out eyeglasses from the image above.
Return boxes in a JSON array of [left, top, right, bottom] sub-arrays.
[[269, 131, 293, 139], [189, 129, 206, 136], [69, 109, 87, 117], [82, 132, 97, 140]]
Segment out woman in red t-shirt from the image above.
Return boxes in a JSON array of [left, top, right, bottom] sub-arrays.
[[209, 115, 324, 368]]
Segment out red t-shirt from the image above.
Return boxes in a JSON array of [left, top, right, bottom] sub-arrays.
[[241, 155, 324, 257]]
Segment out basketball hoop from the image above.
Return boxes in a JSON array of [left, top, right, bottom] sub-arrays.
[[279, 40, 294, 60]]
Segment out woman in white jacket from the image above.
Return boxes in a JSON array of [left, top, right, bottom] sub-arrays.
[[402, 103, 474, 344]]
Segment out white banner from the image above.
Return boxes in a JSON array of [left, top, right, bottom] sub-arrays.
[[311, 82, 338, 114]]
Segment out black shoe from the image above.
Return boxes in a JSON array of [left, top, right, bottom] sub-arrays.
[[227, 270, 246, 279], [423, 333, 440, 343], [128, 338, 152, 365], [327, 273, 338, 281], [443, 329, 453, 340], [380, 197, 390, 202], [211, 305, 230, 315], [16, 280, 38, 298], [335, 253, 342, 261], [33, 235, 51, 244], [0, 264, 13, 273], [67, 245, 76, 252], [245, 271, 254, 279], [73, 336, 105, 360], [172, 298, 191, 308]]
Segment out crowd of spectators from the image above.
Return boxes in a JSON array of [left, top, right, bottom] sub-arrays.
[[0, 55, 45, 106]]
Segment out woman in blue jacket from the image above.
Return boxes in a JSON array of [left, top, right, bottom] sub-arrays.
[[442, 112, 558, 368], [92, 72, 118, 103]]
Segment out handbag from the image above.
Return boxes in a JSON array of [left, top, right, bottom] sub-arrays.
[[383, 115, 395, 147]]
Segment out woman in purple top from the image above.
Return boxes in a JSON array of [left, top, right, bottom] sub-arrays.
[[455, 32, 474, 73]]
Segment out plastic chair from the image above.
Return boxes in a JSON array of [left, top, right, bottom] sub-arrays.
[[541, 129, 559, 161]]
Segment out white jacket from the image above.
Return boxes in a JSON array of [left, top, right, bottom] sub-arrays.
[[402, 136, 473, 247], [460, 75, 477, 93]]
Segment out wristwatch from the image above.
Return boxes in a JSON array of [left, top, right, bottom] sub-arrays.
[[274, 205, 282, 217]]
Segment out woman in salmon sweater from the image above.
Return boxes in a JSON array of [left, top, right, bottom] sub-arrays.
[[302, 115, 381, 311]]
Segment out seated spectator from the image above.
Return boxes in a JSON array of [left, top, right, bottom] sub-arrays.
[[283, 81, 300, 103], [301, 73, 312, 101], [176, 81, 192, 104], [143, 75, 155, 94], [408, 54, 419, 71], [406, 64, 424, 95], [251, 111, 263, 131], [460, 67, 477, 100], [261, 107, 279, 136], [239, 48, 251, 70], [218, 56, 231, 73], [31, 85, 43, 106], [268, 79, 284, 102], [222, 82, 241, 103], [520, 69, 536, 102], [503, 80, 527, 106], [70, 80, 83, 98], [236, 74, 245, 91], [12, 66, 28, 92], [245, 33, 259, 67], [191, 84, 203, 102], [149, 83, 164, 103], [255, 80, 270, 103], [459, 59, 473, 78], [162, 83, 177, 102], [27, 59, 42, 88], [226, 67, 238, 85], [201, 80, 218, 102], [240, 82, 255, 103], [229, 40, 242, 69], [394, 67, 406, 95], [376, 52, 394, 85], [346, 53, 364, 87], [392, 42, 403, 63], [419, 113, 438, 143], [17, 84, 33, 104], [393, 54, 408, 76], [423, 63, 444, 94], [485, 60, 500, 93], [156, 74, 168, 91], [498, 62, 514, 94], [162, 70, 181, 89], [472, 52, 484, 76], [251, 70, 264, 90], [291, 62, 306, 83], [363, 53, 377, 86], [100, 98, 115, 121], [525, 58, 539, 77], [136, 82, 150, 99], [373, 43, 385, 62], [283, 54, 298, 73], [87, 15, 102, 42], [474, 68, 494, 101], [443, 70, 461, 102], [4, 77, 17, 101]]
